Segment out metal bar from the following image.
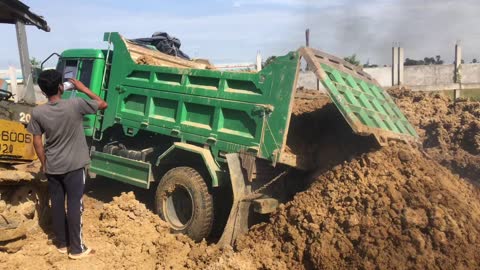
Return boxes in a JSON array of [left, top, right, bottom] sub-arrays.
[[15, 19, 35, 104]]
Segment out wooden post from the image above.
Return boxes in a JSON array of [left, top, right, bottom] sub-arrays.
[[305, 28, 319, 90], [305, 28, 310, 47]]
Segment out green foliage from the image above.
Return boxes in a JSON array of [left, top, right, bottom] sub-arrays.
[[30, 57, 40, 67], [343, 54, 360, 66], [262, 56, 277, 68], [30, 57, 42, 84], [405, 55, 444, 66], [363, 60, 378, 68]]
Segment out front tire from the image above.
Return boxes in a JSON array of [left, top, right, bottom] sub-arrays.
[[155, 167, 213, 241]]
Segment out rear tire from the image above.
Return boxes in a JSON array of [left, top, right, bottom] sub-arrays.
[[155, 167, 213, 241]]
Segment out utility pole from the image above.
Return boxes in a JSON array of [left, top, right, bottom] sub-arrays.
[[398, 47, 404, 86], [305, 28, 320, 90], [454, 41, 462, 99], [392, 44, 398, 86], [391, 42, 404, 87], [305, 28, 310, 47], [256, 51, 262, 72], [15, 19, 35, 103]]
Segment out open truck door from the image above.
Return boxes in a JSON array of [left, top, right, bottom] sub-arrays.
[[299, 47, 418, 145]]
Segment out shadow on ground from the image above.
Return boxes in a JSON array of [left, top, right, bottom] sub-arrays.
[[84, 176, 157, 211]]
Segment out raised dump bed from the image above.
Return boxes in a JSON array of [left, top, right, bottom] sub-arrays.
[[95, 33, 417, 170]]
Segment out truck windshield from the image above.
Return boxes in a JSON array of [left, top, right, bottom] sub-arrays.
[[56, 59, 94, 87]]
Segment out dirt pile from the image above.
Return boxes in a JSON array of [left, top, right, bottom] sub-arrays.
[[235, 143, 480, 269], [0, 161, 46, 253], [286, 89, 377, 169], [0, 191, 260, 269], [98, 192, 259, 269], [390, 89, 480, 183], [98, 192, 195, 269]]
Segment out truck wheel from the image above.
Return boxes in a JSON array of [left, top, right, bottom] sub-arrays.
[[155, 167, 213, 241]]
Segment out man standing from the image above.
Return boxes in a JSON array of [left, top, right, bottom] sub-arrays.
[[27, 70, 107, 259]]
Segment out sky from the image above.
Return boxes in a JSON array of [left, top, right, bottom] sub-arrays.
[[1, 0, 480, 68]]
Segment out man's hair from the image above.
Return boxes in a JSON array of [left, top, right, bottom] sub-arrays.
[[37, 70, 62, 97]]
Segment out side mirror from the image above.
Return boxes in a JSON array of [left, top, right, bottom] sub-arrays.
[[41, 53, 60, 70]]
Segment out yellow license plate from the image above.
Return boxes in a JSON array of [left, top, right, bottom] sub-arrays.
[[0, 119, 37, 162]]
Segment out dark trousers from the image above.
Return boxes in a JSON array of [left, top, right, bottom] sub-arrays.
[[46, 168, 87, 254]]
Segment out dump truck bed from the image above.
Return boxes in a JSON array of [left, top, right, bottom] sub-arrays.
[[96, 32, 417, 170]]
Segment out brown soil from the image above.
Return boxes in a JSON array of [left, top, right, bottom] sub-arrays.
[[235, 143, 480, 270], [2, 89, 480, 269], [286, 88, 378, 170], [0, 161, 267, 268], [136, 55, 158, 66], [389, 88, 480, 183], [0, 161, 46, 252], [291, 89, 331, 116], [0, 191, 259, 269]]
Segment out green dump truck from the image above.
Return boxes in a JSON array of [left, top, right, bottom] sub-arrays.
[[54, 32, 417, 244]]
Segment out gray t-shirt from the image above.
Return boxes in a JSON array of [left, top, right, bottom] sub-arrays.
[[27, 98, 99, 174]]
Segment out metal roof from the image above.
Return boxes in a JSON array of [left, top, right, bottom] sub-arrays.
[[0, 0, 50, 31]]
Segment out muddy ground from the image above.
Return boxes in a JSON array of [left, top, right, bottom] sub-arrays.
[[1, 89, 480, 269]]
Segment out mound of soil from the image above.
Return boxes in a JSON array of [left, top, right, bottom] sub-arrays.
[[98, 192, 263, 269], [2, 88, 479, 270], [389, 89, 480, 183], [0, 191, 259, 269], [235, 143, 480, 270], [98, 192, 196, 269], [286, 89, 378, 170]]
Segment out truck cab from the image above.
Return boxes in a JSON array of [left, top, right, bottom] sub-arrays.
[[57, 49, 107, 137]]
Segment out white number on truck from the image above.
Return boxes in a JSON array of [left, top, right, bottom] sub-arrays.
[[19, 112, 31, 123]]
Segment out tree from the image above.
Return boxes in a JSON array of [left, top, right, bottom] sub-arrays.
[[262, 56, 277, 68], [405, 58, 424, 66], [363, 60, 378, 68], [471, 58, 478, 64], [435, 55, 444, 65], [405, 55, 444, 66], [30, 57, 42, 84], [344, 54, 360, 66], [30, 57, 40, 68]]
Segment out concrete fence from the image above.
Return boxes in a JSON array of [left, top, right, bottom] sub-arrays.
[[363, 63, 480, 90], [297, 63, 480, 95]]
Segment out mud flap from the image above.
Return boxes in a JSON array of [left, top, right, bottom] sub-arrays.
[[218, 153, 252, 247], [90, 151, 152, 189]]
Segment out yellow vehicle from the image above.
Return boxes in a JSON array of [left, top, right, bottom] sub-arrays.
[[0, 88, 45, 252], [0, 88, 36, 163], [0, 0, 51, 252]]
